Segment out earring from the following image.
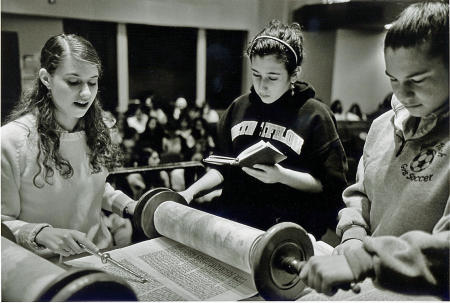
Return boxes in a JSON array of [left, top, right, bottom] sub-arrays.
[[290, 82, 295, 96], [46, 90, 52, 100]]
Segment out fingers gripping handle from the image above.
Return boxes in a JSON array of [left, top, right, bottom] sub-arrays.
[[280, 257, 361, 294]]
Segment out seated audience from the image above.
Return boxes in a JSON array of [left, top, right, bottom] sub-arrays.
[[202, 102, 220, 124], [346, 103, 367, 121], [330, 99, 346, 121], [126, 102, 148, 134], [138, 116, 165, 153]]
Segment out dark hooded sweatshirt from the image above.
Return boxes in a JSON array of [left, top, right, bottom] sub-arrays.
[[207, 82, 348, 238]]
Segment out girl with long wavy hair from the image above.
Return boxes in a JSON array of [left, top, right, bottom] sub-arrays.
[[2, 34, 137, 257]]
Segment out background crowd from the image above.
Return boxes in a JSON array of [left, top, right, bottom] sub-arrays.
[[108, 92, 391, 198], [107, 95, 219, 200]]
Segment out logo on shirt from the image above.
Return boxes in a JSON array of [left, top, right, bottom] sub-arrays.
[[400, 142, 447, 182], [410, 149, 435, 172], [231, 120, 304, 154]]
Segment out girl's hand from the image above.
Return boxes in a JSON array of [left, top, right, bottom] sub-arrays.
[[299, 255, 355, 296], [242, 164, 285, 184], [333, 239, 364, 255], [35, 227, 99, 256]]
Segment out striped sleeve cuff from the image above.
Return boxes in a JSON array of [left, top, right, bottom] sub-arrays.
[[341, 225, 368, 243], [111, 193, 135, 217]]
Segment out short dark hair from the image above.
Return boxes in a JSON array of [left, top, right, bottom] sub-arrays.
[[384, 1, 449, 67]]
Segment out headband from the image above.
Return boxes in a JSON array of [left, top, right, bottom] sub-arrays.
[[252, 35, 298, 65]]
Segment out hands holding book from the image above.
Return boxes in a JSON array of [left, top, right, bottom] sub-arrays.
[[202, 140, 323, 193], [203, 140, 290, 185], [182, 140, 322, 204], [242, 163, 287, 184], [203, 140, 287, 167], [242, 163, 323, 193]]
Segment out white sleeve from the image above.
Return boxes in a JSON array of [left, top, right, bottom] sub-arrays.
[[1, 123, 51, 251], [102, 182, 135, 216], [336, 156, 371, 242]]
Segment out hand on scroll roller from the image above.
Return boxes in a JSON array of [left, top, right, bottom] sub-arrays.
[[298, 255, 358, 296], [333, 239, 364, 255]]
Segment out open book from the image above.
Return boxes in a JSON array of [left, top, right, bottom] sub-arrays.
[[204, 140, 287, 167], [66, 237, 257, 301]]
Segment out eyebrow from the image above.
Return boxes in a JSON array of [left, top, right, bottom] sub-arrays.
[[385, 70, 430, 79], [251, 68, 281, 75], [64, 73, 99, 78]]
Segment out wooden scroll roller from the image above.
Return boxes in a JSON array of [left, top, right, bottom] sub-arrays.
[[1, 235, 137, 301], [133, 187, 315, 300]]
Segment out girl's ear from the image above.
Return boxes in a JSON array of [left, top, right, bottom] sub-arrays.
[[39, 68, 52, 89], [290, 66, 301, 83]]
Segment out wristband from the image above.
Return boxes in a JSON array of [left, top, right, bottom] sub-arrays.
[[341, 237, 363, 244], [123, 201, 135, 219], [30, 224, 52, 250]]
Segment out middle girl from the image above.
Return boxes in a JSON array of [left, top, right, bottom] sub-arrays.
[[180, 20, 348, 239]]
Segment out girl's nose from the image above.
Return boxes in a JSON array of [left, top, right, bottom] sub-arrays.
[[80, 83, 91, 100], [259, 78, 269, 91]]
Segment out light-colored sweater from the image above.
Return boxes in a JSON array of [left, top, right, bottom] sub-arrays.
[[1, 114, 133, 255], [337, 95, 449, 297], [345, 212, 449, 298]]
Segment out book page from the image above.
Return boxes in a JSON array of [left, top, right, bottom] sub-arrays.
[[234, 140, 287, 167], [203, 140, 287, 167], [203, 155, 237, 165], [66, 237, 257, 301], [206, 155, 236, 160], [237, 140, 266, 159], [238, 146, 286, 167], [265, 141, 284, 155]]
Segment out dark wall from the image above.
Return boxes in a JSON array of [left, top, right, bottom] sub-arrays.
[[1, 31, 21, 123], [127, 24, 197, 108], [206, 29, 246, 109], [63, 19, 118, 113]]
